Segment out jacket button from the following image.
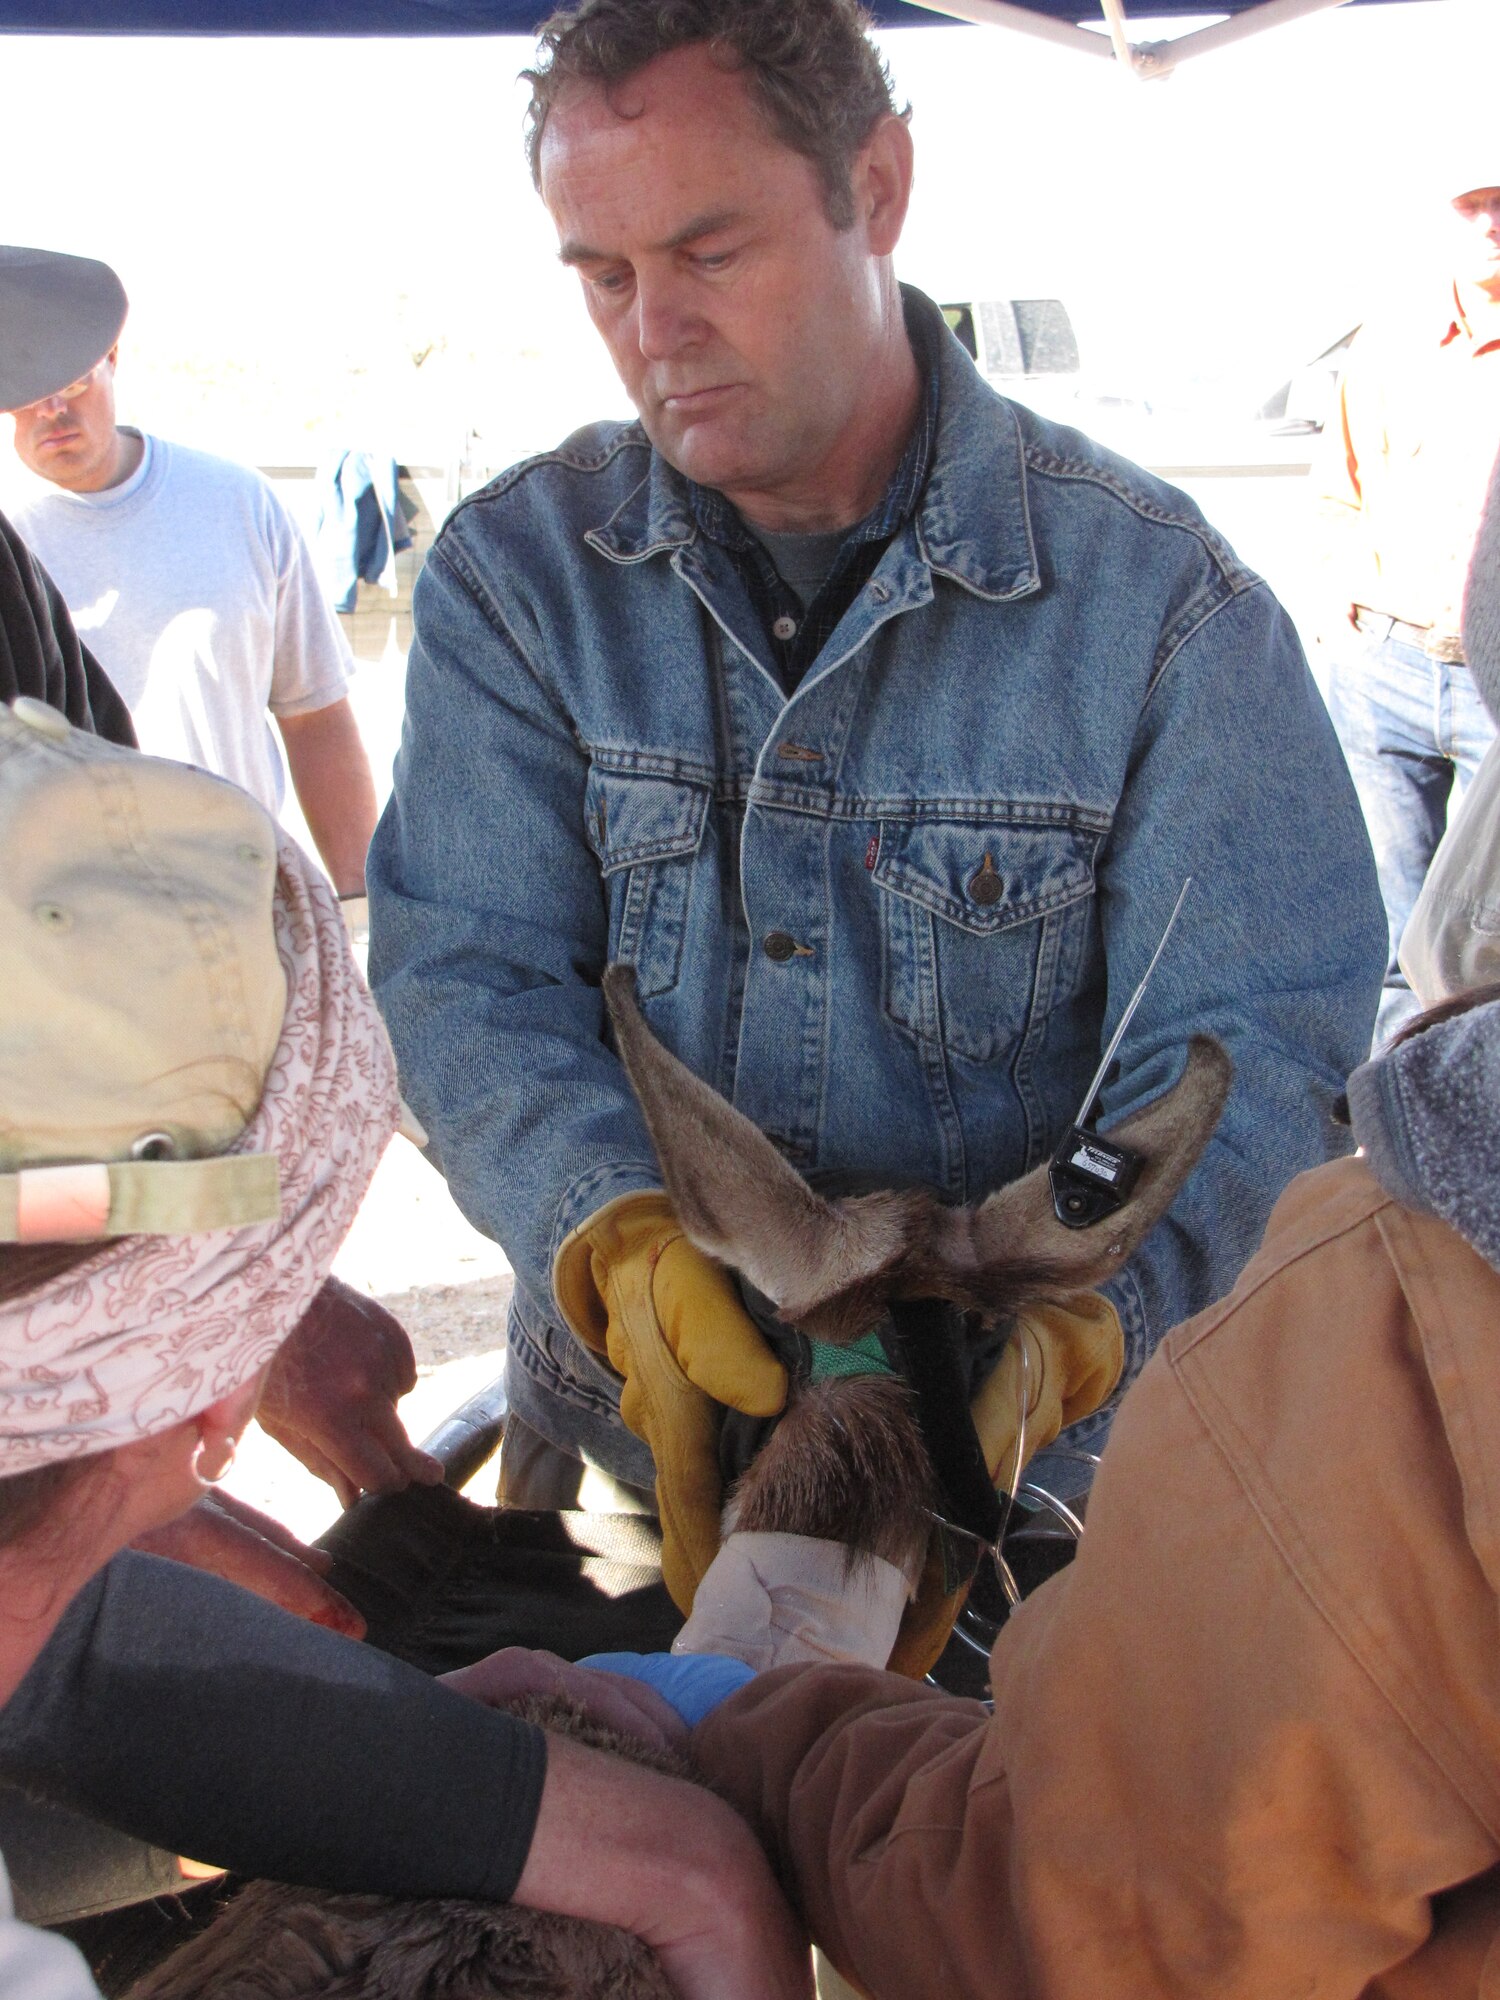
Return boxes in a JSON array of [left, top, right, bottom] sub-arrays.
[[772, 614, 798, 642], [763, 931, 798, 962], [968, 855, 1005, 906]]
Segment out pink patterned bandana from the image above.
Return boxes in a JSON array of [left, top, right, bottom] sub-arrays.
[[0, 834, 399, 1474]]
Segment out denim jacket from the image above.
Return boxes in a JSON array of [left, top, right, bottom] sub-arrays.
[[369, 290, 1385, 1493]]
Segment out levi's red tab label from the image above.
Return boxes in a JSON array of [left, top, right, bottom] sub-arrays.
[[864, 835, 879, 871]]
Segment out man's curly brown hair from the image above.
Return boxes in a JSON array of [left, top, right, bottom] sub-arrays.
[[522, 0, 909, 230]]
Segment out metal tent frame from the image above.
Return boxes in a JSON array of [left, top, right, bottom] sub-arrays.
[[0, 0, 1412, 69], [907, 0, 1397, 79]]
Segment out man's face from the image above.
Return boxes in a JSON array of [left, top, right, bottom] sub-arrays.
[[7, 349, 121, 491], [1451, 186, 1500, 298], [539, 43, 904, 520]]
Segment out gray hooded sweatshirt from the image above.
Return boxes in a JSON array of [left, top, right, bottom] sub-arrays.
[[1347, 994, 1500, 1273]]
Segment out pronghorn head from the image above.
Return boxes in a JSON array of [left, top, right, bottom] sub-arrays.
[[602, 963, 1233, 1344]]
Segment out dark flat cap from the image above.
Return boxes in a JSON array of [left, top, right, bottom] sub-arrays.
[[0, 246, 128, 413]]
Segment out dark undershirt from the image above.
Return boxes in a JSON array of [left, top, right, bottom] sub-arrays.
[[0, 1552, 546, 1902], [753, 526, 848, 613]]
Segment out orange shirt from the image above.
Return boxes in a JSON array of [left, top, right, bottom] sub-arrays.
[[1316, 284, 1500, 647]]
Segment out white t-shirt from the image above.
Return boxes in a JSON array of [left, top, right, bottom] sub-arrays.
[[12, 432, 352, 814], [0, 1854, 100, 2000]]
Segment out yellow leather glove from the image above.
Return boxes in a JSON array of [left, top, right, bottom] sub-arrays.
[[888, 1293, 1124, 1679], [554, 1193, 788, 1613], [971, 1292, 1123, 1497]]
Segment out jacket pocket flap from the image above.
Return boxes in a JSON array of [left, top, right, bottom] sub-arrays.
[[586, 770, 711, 876], [872, 821, 1098, 935]]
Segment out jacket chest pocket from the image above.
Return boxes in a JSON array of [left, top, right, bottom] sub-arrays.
[[874, 821, 1099, 1062], [585, 767, 711, 1001]]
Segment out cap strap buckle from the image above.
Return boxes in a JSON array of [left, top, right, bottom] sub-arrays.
[[1, 1155, 281, 1243]]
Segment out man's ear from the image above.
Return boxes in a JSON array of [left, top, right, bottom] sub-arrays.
[[855, 112, 914, 257]]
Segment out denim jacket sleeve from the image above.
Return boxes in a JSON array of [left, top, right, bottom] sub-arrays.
[[367, 533, 662, 1308], [1070, 582, 1385, 1449]]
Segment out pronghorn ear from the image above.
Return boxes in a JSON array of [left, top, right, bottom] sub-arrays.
[[604, 964, 847, 1308], [968, 1036, 1234, 1292]]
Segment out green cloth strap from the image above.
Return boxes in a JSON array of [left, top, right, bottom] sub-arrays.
[[807, 1327, 897, 1384], [0, 1154, 281, 1240]]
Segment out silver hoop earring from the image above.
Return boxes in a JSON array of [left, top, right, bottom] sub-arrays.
[[195, 1434, 238, 1485]]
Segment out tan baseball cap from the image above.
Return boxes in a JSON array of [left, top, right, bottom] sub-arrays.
[[0, 699, 286, 1240]]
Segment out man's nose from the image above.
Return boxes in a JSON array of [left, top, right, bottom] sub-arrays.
[[633, 273, 701, 361], [26, 392, 70, 421]]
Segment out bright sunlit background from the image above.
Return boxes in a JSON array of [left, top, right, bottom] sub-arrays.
[[3, 0, 1491, 1533], [0, 0, 1493, 474]]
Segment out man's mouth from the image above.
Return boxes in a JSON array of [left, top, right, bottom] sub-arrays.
[[34, 429, 80, 451], [659, 383, 740, 411]]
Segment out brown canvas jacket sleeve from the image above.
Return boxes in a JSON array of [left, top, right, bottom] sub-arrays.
[[694, 1158, 1500, 2000]]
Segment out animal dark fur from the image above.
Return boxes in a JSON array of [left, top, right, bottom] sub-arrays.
[[724, 1374, 935, 1579], [125, 1880, 673, 2000]]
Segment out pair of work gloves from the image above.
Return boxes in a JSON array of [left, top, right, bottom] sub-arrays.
[[555, 1193, 1122, 1676]]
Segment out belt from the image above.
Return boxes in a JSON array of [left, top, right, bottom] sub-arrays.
[[1353, 607, 1466, 665]]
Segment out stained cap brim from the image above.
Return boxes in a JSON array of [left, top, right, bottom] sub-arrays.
[[0, 246, 128, 413]]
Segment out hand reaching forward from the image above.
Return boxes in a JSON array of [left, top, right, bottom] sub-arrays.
[[441, 1646, 689, 1757], [518, 1732, 814, 2000], [257, 1276, 445, 1507], [132, 1490, 366, 1638]]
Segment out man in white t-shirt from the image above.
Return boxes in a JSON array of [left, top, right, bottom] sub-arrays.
[[1, 257, 376, 895]]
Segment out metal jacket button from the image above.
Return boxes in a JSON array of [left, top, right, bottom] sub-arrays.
[[763, 931, 798, 962], [968, 854, 1005, 906]]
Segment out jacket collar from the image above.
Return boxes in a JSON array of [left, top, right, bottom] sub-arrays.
[[585, 286, 1039, 605]]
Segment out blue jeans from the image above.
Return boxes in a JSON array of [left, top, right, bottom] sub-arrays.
[[1326, 633, 1497, 1046]]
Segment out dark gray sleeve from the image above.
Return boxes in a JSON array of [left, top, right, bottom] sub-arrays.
[[0, 1553, 546, 1903], [0, 508, 135, 746]]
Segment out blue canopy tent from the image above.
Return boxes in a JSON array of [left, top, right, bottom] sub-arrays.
[[0, 0, 1414, 80]]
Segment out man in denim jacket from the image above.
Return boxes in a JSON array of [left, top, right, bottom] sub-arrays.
[[368, 0, 1384, 1592]]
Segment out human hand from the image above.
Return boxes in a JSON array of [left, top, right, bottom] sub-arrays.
[[257, 1277, 444, 1508], [132, 1490, 366, 1638], [518, 1733, 813, 2000], [645, 1844, 815, 2000], [971, 1294, 1123, 1494], [889, 1294, 1123, 1679], [440, 1646, 688, 1756], [555, 1195, 787, 1610]]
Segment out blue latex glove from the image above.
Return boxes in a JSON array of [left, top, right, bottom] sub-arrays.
[[579, 1650, 756, 1726]]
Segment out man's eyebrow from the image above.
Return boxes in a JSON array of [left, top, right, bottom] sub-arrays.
[[558, 209, 745, 266]]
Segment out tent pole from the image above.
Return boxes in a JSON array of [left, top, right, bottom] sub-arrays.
[[899, 0, 1114, 58], [1145, 0, 1355, 71], [903, 0, 1355, 77], [1095, 0, 1142, 70]]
